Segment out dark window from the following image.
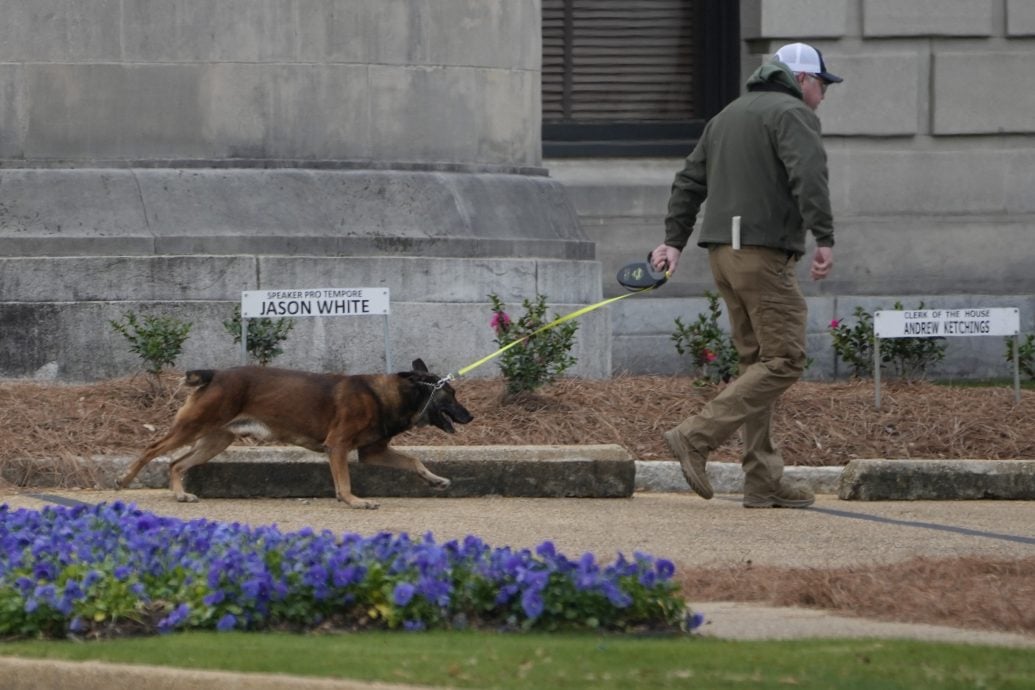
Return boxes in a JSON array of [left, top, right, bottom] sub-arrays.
[[542, 0, 740, 157]]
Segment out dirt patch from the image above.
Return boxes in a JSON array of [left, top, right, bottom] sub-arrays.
[[1, 372, 1033, 636]]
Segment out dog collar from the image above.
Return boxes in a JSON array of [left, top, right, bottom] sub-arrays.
[[416, 378, 447, 419]]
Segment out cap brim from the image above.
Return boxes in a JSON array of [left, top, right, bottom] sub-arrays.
[[818, 71, 843, 84]]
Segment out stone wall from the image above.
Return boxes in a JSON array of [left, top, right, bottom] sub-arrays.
[[553, 0, 1035, 379], [0, 0, 613, 382], [0, 0, 541, 166], [4, 0, 1032, 383]]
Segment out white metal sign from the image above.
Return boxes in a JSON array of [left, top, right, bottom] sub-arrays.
[[874, 307, 1019, 339], [240, 288, 390, 318], [871, 306, 1022, 409]]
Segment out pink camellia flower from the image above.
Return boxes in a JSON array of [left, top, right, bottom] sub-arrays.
[[830, 318, 842, 329], [490, 311, 511, 333], [702, 349, 717, 363]]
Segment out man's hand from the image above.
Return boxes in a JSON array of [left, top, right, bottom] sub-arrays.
[[810, 246, 833, 280], [650, 244, 681, 276]]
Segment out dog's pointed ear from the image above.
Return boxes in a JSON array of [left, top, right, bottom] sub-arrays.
[[411, 358, 428, 372]]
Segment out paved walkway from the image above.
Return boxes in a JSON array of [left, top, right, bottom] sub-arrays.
[[8, 489, 1035, 568], [1, 489, 1033, 687]]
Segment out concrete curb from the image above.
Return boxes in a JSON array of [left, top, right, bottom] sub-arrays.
[[10, 447, 1035, 500], [33, 446, 843, 497], [634, 460, 844, 495], [839, 459, 1035, 500], [183, 445, 636, 499], [66, 446, 639, 499]]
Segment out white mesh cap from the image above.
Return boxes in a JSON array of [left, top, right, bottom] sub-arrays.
[[772, 42, 843, 83]]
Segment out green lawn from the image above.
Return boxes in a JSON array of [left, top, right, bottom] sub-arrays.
[[3, 631, 1034, 690]]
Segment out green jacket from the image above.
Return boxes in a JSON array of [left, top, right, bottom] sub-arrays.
[[664, 61, 835, 255]]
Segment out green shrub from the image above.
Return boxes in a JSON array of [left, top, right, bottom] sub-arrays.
[[828, 306, 876, 378], [1005, 334, 1035, 381], [829, 301, 946, 380], [671, 291, 738, 385], [110, 311, 192, 392], [488, 293, 578, 397], [223, 306, 295, 366]]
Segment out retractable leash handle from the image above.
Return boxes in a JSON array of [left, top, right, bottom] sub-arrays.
[[615, 261, 669, 291]]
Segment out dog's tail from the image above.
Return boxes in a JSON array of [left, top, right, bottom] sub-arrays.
[[184, 369, 216, 387]]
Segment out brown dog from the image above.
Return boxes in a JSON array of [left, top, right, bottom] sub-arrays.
[[116, 359, 473, 509]]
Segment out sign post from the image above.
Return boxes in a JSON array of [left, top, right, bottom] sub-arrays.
[[239, 287, 392, 371], [872, 307, 1021, 409]]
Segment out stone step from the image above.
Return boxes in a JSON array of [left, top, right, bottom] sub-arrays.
[[180, 445, 635, 499], [838, 459, 1035, 500]]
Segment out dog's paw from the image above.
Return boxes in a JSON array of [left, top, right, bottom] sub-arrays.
[[420, 472, 451, 490], [340, 495, 379, 510], [175, 492, 200, 503]]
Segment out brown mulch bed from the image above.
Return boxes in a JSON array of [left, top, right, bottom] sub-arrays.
[[679, 557, 1035, 636], [1, 372, 1033, 636], [1, 373, 1032, 469]]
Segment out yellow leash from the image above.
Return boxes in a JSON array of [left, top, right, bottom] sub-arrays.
[[445, 280, 664, 382]]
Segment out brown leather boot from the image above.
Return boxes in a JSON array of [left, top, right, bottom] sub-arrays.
[[663, 429, 713, 499], [743, 481, 814, 508]]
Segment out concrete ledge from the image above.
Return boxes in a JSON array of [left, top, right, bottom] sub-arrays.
[[18, 447, 845, 498], [838, 459, 1035, 500], [20, 451, 1033, 501], [634, 462, 843, 495], [0, 169, 586, 257], [178, 445, 636, 499]]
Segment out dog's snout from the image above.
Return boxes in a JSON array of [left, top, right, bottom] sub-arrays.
[[442, 397, 473, 425]]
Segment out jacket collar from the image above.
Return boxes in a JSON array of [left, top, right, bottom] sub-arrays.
[[745, 61, 804, 101]]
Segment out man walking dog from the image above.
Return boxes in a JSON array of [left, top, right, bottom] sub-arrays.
[[650, 42, 842, 509]]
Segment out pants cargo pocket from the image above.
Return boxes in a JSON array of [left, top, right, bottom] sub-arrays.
[[757, 292, 807, 373]]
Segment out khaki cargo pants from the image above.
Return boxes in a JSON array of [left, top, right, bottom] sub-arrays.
[[674, 245, 808, 494]]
